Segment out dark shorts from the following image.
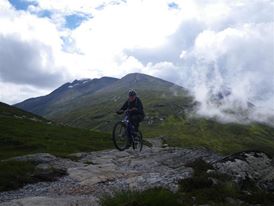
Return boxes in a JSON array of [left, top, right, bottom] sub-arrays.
[[129, 114, 144, 128]]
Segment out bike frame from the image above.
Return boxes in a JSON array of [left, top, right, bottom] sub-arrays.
[[113, 110, 142, 151], [121, 112, 135, 144]]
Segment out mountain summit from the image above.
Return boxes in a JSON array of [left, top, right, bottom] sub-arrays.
[[15, 73, 193, 128]]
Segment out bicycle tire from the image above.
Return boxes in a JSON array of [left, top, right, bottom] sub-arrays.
[[112, 121, 129, 151]]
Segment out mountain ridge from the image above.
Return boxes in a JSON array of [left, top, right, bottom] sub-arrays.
[[12, 73, 274, 156], [14, 73, 193, 124], [14, 76, 119, 116]]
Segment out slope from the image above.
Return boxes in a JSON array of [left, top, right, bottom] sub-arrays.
[[0, 102, 112, 160], [14, 77, 118, 116], [13, 73, 274, 156], [46, 73, 195, 129]]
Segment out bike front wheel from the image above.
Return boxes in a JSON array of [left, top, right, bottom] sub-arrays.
[[112, 121, 129, 151]]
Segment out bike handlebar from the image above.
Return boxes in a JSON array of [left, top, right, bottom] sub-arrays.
[[116, 109, 131, 115]]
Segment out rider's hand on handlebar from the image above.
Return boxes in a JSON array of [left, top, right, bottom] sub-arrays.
[[116, 110, 124, 115], [127, 107, 137, 112]]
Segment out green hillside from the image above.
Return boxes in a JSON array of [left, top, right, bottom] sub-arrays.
[[0, 102, 46, 122], [44, 73, 195, 129], [144, 116, 274, 156], [0, 102, 112, 160], [0, 102, 114, 192], [43, 73, 274, 156], [14, 73, 274, 156]]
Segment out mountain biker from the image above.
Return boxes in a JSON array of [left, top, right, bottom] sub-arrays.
[[116, 89, 145, 133]]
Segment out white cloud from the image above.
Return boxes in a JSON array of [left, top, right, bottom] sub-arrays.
[[0, 0, 274, 126], [28, 0, 103, 14], [0, 0, 68, 103], [179, 22, 274, 124], [54, 0, 183, 79], [0, 82, 50, 105], [0, 34, 65, 86]]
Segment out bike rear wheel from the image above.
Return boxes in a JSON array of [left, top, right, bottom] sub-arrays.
[[112, 121, 129, 151], [133, 131, 143, 152]]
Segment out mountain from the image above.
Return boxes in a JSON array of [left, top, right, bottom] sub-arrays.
[[14, 77, 118, 116], [0, 101, 46, 122], [14, 73, 274, 156], [15, 73, 195, 128]]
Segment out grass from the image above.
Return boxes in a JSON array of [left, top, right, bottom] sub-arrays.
[[43, 88, 274, 157], [0, 160, 36, 192], [100, 188, 182, 206], [0, 159, 67, 192], [142, 116, 274, 156], [0, 116, 113, 160], [0, 114, 113, 192], [178, 159, 239, 205], [11, 73, 274, 157], [100, 159, 274, 206]]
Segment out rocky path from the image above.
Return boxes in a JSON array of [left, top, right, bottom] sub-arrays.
[[0, 138, 273, 206]]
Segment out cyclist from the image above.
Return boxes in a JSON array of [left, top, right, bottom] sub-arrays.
[[116, 89, 145, 133]]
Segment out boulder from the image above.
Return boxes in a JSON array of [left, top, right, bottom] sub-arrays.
[[0, 196, 98, 206], [6, 153, 56, 164], [213, 151, 274, 191]]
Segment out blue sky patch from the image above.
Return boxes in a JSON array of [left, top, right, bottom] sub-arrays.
[[9, 0, 88, 29], [9, 0, 37, 11], [61, 36, 73, 52], [65, 14, 89, 29], [61, 36, 83, 54], [168, 2, 179, 9], [36, 10, 52, 18]]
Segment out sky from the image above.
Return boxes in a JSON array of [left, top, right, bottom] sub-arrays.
[[0, 0, 274, 124]]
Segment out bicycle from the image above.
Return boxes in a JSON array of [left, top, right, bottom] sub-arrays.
[[112, 111, 143, 151]]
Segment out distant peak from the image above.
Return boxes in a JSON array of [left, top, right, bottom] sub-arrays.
[[123, 72, 150, 77], [71, 78, 91, 84], [67, 79, 91, 89], [66, 76, 119, 89], [79, 78, 91, 81], [71, 76, 118, 83], [122, 73, 156, 80], [121, 73, 173, 85]]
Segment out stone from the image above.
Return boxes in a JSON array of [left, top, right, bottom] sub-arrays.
[[6, 153, 57, 164], [0, 196, 99, 206], [213, 151, 273, 181], [33, 164, 67, 181], [2, 139, 273, 205]]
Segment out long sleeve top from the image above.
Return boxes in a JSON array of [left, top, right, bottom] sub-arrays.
[[120, 97, 145, 116]]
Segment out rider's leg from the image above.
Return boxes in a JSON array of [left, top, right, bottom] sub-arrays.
[[129, 115, 139, 132], [134, 114, 144, 131], [129, 114, 144, 132]]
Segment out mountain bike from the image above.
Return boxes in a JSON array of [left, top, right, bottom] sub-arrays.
[[112, 111, 143, 151]]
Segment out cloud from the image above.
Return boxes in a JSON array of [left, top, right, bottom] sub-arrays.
[[1, 0, 274, 126], [124, 19, 205, 65], [0, 34, 65, 87], [0, 82, 50, 105], [177, 21, 274, 124], [27, 0, 104, 14], [0, 0, 68, 103]]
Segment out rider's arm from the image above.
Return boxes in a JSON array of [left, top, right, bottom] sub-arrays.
[[117, 100, 128, 114], [120, 100, 128, 111], [136, 98, 144, 113]]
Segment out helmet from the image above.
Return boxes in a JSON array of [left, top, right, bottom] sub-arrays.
[[128, 89, 136, 96]]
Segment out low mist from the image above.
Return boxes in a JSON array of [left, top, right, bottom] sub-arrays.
[[178, 25, 274, 126]]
